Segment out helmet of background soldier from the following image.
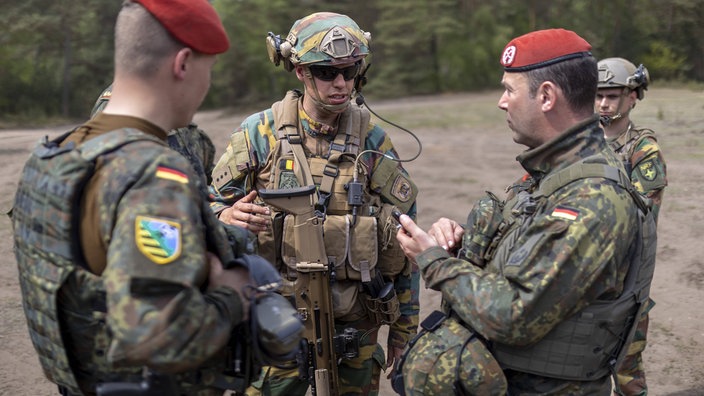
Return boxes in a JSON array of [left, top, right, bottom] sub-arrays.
[[598, 57, 650, 100], [266, 12, 371, 72], [396, 311, 507, 395]]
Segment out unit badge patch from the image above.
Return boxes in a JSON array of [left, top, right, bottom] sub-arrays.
[[135, 216, 182, 264], [391, 175, 413, 202], [638, 160, 657, 181]]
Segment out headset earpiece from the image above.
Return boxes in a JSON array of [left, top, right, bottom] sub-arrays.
[[266, 32, 295, 72], [354, 60, 370, 96], [266, 32, 283, 67]]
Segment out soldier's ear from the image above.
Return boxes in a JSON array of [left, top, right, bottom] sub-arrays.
[[539, 81, 557, 112], [173, 48, 193, 80]]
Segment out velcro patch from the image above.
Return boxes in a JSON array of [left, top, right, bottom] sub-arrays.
[[135, 216, 182, 264]]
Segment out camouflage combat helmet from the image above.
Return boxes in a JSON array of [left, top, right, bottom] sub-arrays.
[[394, 311, 507, 395], [266, 12, 371, 72], [598, 57, 650, 100]]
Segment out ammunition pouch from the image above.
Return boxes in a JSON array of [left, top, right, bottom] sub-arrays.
[[362, 271, 401, 326], [457, 191, 505, 267], [362, 289, 400, 326], [282, 214, 378, 282]]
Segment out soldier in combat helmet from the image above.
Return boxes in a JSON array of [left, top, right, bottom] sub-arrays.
[[596, 58, 667, 221], [597, 57, 668, 396], [209, 11, 419, 396]]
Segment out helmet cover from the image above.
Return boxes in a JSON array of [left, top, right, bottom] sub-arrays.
[[286, 12, 370, 66]]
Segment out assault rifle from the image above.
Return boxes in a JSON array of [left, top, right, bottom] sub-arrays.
[[259, 185, 359, 396]]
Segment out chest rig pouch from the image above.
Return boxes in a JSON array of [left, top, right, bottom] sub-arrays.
[[490, 158, 657, 383], [263, 91, 401, 324]]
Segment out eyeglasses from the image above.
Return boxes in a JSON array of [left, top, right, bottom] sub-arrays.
[[308, 63, 360, 81]]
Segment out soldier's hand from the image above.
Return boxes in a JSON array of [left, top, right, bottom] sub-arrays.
[[386, 345, 405, 379], [427, 217, 464, 252], [218, 190, 270, 234], [207, 252, 251, 321], [396, 214, 439, 262]]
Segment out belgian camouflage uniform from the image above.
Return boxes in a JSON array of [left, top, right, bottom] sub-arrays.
[[209, 96, 420, 396], [91, 85, 217, 186], [608, 122, 667, 396], [607, 122, 666, 220], [416, 116, 641, 395], [13, 113, 248, 395]]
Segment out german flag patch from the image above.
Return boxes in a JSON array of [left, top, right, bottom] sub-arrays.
[[156, 166, 188, 184], [550, 206, 579, 221]]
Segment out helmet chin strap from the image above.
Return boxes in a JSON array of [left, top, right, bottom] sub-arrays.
[[600, 112, 622, 127], [304, 68, 351, 114], [600, 87, 629, 127]]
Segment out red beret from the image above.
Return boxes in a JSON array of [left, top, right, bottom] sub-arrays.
[[134, 0, 229, 55], [500, 28, 591, 72]]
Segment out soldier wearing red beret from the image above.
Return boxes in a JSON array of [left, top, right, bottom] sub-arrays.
[[396, 29, 655, 395], [11, 1, 281, 395]]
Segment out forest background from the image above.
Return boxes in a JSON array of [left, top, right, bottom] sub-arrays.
[[1, 0, 703, 127]]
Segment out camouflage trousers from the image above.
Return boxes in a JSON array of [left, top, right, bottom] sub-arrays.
[[245, 319, 385, 396], [614, 299, 654, 396]]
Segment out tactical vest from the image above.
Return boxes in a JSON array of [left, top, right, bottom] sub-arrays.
[[259, 91, 417, 323], [258, 91, 412, 321], [490, 158, 657, 381], [12, 129, 243, 394]]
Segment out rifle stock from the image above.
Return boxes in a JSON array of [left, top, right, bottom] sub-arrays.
[[258, 186, 339, 396]]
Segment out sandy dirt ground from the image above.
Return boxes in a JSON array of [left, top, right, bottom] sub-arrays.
[[1, 88, 703, 395]]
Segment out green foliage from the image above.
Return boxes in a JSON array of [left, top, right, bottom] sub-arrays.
[[0, 0, 117, 123], [1, 0, 703, 123], [642, 41, 689, 81]]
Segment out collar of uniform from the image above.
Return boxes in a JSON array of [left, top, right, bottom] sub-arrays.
[[605, 121, 634, 151], [517, 114, 604, 181], [298, 104, 338, 139], [85, 113, 169, 141]]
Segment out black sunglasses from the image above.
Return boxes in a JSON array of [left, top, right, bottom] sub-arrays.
[[308, 63, 360, 81]]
